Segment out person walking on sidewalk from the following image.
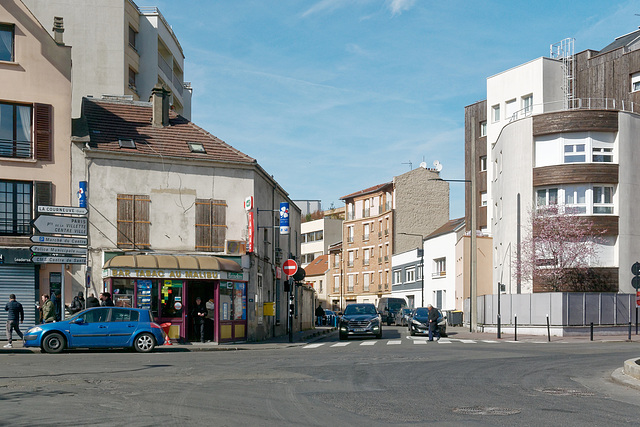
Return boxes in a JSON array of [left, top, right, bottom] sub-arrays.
[[41, 294, 56, 323], [427, 304, 440, 342], [315, 304, 325, 326], [4, 294, 24, 348]]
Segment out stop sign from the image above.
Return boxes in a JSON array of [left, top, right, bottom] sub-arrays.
[[283, 259, 298, 277]]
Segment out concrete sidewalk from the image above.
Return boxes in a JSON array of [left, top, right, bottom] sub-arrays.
[[444, 325, 640, 343]]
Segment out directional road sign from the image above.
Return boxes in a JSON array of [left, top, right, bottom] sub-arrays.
[[30, 235, 88, 245], [283, 259, 298, 277], [31, 246, 88, 256], [33, 215, 88, 236], [32, 256, 86, 264], [37, 205, 88, 215]]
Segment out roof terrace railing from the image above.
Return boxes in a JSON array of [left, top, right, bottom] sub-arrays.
[[507, 97, 640, 124]]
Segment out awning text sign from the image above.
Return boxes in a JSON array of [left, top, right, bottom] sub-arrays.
[[103, 268, 246, 282]]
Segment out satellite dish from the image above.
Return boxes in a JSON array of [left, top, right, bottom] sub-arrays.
[[419, 162, 427, 169], [433, 160, 443, 172]]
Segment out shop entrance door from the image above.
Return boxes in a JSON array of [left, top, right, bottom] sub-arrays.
[[158, 280, 185, 341], [186, 281, 216, 342], [218, 281, 247, 342]]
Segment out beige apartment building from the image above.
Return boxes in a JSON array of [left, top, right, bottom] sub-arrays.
[[0, 0, 72, 326], [23, 0, 191, 119], [328, 166, 449, 311]]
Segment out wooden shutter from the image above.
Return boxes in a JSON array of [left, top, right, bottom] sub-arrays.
[[34, 181, 53, 210], [117, 194, 134, 248], [195, 199, 212, 251], [195, 199, 227, 252], [34, 103, 52, 161], [211, 199, 227, 251], [134, 195, 150, 248]]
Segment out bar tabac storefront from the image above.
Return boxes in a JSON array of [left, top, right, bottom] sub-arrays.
[[102, 254, 247, 343]]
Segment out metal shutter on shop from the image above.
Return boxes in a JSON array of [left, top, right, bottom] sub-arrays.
[[0, 265, 37, 329]]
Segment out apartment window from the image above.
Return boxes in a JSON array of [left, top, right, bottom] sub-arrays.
[[0, 24, 14, 62], [363, 273, 370, 292], [385, 271, 389, 289], [393, 270, 401, 284], [522, 94, 533, 115], [334, 276, 340, 292], [564, 186, 587, 214], [128, 26, 137, 50], [347, 203, 355, 220], [195, 198, 227, 252], [491, 104, 500, 123], [128, 68, 137, 91], [564, 142, 586, 163], [347, 226, 354, 243], [433, 258, 446, 277], [479, 156, 487, 172], [363, 248, 370, 266], [318, 280, 323, 293], [0, 102, 32, 159], [406, 268, 415, 283], [117, 194, 151, 249], [480, 121, 487, 137], [348, 275, 354, 292], [536, 188, 558, 207], [593, 186, 614, 214], [316, 230, 323, 241], [333, 253, 340, 268], [632, 72, 640, 92], [417, 264, 423, 280], [480, 192, 488, 207], [363, 223, 370, 241], [348, 251, 354, 267], [505, 99, 517, 121], [0, 180, 31, 235], [593, 146, 613, 163]]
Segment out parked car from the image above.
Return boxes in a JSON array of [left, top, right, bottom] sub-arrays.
[[377, 297, 408, 325], [338, 303, 382, 340], [395, 308, 413, 326], [23, 307, 165, 354], [408, 307, 448, 337], [324, 309, 336, 326]]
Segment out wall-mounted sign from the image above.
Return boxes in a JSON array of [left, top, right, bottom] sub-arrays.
[[279, 202, 290, 235], [247, 211, 254, 253], [78, 181, 87, 208], [244, 196, 253, 211], [104, 268, 246, 281]]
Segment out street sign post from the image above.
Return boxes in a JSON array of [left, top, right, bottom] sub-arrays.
[[283, 259, 298, 277], [33, 215, 88, 236], [30, 235, 88, 245], [37, 205, 88, 215], [32, 256, 86, 264], [31, 246, 88, 256]]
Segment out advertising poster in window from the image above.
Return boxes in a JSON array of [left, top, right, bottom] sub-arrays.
[[137, 279, 152, 310], [161, 280, 183, 318], [234, 282, 246, 320]]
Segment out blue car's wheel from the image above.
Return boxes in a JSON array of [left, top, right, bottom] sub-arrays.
[[42, 332, 65, 354], [134, 333, 156, 353]]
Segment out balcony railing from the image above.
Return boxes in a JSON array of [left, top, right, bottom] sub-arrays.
[[432, 271, 446, 278], [363, 208, 370, 218], [172, 74, 184, 96], [507, 97, 640, 125], [158, 53, 172, 79]]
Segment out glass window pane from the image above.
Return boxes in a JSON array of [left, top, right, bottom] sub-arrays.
[[594, 187, 602, 202], [549, 189, 558, 204], [160, 280, 183, 318], [0, 26, 13, 62], [577, 187, 586, 204]]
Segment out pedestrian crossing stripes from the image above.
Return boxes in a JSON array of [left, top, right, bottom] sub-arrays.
[[302, 338, 553, 348]]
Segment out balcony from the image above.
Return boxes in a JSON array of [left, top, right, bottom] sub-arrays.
[[172, 73, 184, 96], [158, 53, 172, 80], [432, 271, 446, 278]]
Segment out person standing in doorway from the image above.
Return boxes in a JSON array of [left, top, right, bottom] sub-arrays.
[[315, 303, 325, 326], [427, 304, 440, 342], [4, 294, 24, 348], [206, 298, 215, 342], [192, 297, 207, 343], [41, 295, 56, 323]]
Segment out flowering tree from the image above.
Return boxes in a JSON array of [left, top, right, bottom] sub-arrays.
[[517, 205, 610, 292]]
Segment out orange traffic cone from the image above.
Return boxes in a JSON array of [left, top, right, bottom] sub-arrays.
[[160, 322, 172, 345]]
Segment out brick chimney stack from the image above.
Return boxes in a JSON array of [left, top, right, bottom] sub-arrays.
[[151, 84, 171, 127], [53, 17, 64, 45]]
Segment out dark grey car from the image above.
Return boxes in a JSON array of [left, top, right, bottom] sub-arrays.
[[338, 303, 382, 340]]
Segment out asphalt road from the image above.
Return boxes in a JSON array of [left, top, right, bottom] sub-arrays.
[[1, 326, 639, 426]]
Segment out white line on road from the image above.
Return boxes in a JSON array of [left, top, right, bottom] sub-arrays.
[[360, 341, 377, 346], [482, 340, 499, 343], [387, 340, 402, 345], [437, 339, 452, 344], [331, 342, 350, 347], [303, 343, 325, 349], [458, 339, 477, 344], [413, 340, 428, 344]]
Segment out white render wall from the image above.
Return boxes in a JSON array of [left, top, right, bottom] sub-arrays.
[[424, 231, 457, 311], [301, 218, 342, 266]]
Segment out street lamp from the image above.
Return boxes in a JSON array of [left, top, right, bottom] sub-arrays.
[[399, 232, 424, 307]]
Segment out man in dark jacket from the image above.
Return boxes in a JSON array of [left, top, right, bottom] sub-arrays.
[[315, 304, 325, 326], [192, 297, 207, 343], [100, 292, 114, 307], [68, 292, 85, 314], [4, 294, 24, 348], [427, 304, 440, 342], [85, 293, 100, 308]]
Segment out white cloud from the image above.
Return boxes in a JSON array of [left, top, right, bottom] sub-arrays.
[[302, 0, 346, 17], [388, 0, 416, 16]]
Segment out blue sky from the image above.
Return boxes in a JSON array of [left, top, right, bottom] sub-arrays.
[[150, 0, 640, 218]]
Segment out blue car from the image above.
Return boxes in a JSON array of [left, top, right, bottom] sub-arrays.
[[24, 307, 165, 354]]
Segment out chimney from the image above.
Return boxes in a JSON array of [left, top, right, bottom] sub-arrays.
[[151, 84, 171, 127], [53, 17, 64, 45]]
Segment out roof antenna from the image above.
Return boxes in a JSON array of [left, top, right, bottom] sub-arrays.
[[401, 161, 413, 170]]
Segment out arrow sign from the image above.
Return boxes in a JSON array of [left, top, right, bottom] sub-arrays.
[[31, 235, 88, 245], [33, 215, 88, 236], [31, 246, 88, 255], [32, 256, 86, 264], [283, 259, 298, 277], [37, 205, 88, 215]]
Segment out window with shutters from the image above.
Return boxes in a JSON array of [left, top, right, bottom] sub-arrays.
[[117, 194, 150, 249], [0, 180, 32, 235], [195, 199, 227, 252], [0, 102, 51, 160]]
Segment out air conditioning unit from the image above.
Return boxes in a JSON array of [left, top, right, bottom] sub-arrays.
[[225, 240, 246, 255]]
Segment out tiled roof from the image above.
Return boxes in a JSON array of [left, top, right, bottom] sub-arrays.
[[304, 254, 329, 276], [341, 182, 392, 200], [77, 98, 255, 164], [426, 217, 465, 240]]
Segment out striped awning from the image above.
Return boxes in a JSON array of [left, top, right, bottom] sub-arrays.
[[103, 254, 242, 272]]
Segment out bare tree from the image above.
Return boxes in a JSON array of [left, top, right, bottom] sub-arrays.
[[517, 205, 609, 292]]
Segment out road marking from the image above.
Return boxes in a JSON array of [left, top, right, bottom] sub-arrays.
[[331, 342, 350, 347], [303, 343, 325, 349], [387, 340, 402, 345], [437, 339, 452, 344], [360, 341, 377, 346], [458, 339, 477, 344], [413, 340, 428, 345], [482, 340, 499, 343]]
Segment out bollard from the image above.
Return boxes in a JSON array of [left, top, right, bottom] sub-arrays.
[[636, 307, 638, 336], [590, 322, 593, 341], [514, 315, 518, 342], [629, 321, 632, 341], [546, 315, 551, 342], [497, 314, 501, 339]]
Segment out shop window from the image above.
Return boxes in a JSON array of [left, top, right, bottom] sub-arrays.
[[112, 278, 134, 307], [160, 280, 183, 318], [0, 180, 32, 235], [117, 194, 150, 249], [195, 198, 227, 252]]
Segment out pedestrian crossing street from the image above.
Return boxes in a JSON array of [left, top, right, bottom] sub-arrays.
[[302, 337, 508, 349]]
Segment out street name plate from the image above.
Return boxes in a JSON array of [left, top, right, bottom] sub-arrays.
[[30, 235, 88, 245], [33, 215, 88, 236], [32, 256, 87, 264], [31, 246, 88, 256], [37, 205, 88, 215]]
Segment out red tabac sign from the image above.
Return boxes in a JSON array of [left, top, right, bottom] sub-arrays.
[[246, 211, 254, 253]]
